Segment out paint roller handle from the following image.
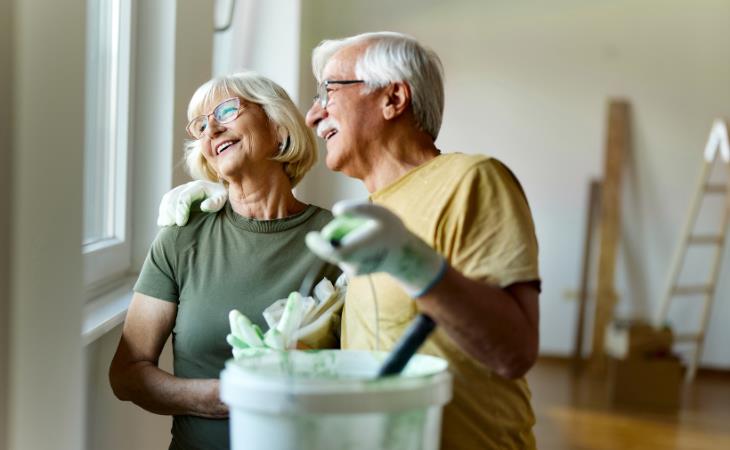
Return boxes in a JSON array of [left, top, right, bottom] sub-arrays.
[[376, 313, 436, 377], [298, 237, 343, 298]]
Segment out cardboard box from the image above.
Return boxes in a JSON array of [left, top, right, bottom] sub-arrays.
[[607, 355, 683, 411], [604, 319, 673, 359]]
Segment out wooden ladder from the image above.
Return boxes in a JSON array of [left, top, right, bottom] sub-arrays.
[[656, 119, 730, 382]]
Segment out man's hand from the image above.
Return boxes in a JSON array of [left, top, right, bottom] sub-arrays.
[[305, 200, 446, 298], [157, 180, 228, 227]]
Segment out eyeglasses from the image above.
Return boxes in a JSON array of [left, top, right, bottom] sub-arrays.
[[312, 79, 365, 108], [186, 97, 248, 139]]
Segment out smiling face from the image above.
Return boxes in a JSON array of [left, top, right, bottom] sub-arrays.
[[197, 96, 280, 183], [305, 44, 385, 179]]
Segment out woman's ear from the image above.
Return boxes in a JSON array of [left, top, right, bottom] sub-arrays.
[[277, 126, 290, 152], [382, 81, 411, 121], [278, 135, 291, 152]]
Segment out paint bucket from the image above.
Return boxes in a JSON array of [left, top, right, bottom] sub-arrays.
[[220, 350, 452, 450]]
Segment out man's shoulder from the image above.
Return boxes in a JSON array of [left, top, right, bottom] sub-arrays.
[[433, 152, 497, 176], [439, 153, 521, 184]]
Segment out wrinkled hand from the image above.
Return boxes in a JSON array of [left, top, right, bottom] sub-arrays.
[[305, 200, 446, 298], [157, 180, 228, 227]]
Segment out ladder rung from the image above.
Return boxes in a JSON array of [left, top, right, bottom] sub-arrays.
[[688, 234, 724, 245], [675, 333, 703, 343], [704, 183, 727, 194], [672, 285, 714, 296]]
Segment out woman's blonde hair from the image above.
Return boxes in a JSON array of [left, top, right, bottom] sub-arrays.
[[184, 71, 317, 187]]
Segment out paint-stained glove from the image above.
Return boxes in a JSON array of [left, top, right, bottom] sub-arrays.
[[305, 200, 447, 298], [226, 310, 267, 359], [263, 275, 346, 349], [227, 276, 346, 358], [157, 180, 227, 227]]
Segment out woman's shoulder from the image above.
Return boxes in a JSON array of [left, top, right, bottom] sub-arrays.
[[154, 201, 221, 245]]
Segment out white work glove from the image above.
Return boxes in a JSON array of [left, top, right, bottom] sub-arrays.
[[227, 277, 345, 358], [226, 310, 267, 359], [227, 292, 303, 358], [263, 276, 346, 349], [157, 180, 228, 227], [305, 200, 447, 298]]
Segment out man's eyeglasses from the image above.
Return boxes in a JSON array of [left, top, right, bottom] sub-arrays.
[[313, 79, 365, 108], [186, 97, 248, 139]]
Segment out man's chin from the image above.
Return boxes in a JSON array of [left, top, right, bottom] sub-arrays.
[[324, 149, 345, 173]]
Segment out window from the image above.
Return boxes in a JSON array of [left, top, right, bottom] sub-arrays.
[[83, 0, 133, 290]]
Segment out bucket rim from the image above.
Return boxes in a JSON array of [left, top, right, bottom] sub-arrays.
[[220, 350, 453, 414]]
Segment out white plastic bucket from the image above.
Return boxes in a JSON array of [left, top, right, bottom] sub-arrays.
[[220, 350, 452, 450]]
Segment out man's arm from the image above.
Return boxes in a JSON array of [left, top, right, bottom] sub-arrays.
[[418, 267, 539, 379], [109, 293, 228, 418], [306, 200, 540, 379]]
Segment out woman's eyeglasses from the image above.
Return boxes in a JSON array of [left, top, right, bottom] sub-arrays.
[[186, 97, 248, 139]]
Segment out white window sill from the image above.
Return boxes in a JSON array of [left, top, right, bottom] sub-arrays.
[[82, 277, 136, 346]]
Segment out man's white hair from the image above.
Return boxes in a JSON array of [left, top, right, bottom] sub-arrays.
[[311, 31, 444, 140]]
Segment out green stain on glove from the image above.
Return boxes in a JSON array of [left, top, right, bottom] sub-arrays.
[[321, 215, 368, 244]]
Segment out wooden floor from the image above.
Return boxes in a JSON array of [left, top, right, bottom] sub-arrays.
[[527, 358, 730, 450]]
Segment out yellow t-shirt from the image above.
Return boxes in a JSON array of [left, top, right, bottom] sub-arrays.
[[341, 153, 540, 450]]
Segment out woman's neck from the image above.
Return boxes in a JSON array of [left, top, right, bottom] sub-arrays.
[[225, 171, 306, 219]]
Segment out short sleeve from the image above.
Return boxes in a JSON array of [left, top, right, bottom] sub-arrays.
[[436, 158, 540, 288], [133, 226, 181, 302]]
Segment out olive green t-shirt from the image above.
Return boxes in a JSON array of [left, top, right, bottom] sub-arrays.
[[342, 153, 540, 449], [134, 201, 339, 450]]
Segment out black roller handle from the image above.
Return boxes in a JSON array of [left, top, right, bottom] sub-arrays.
[[298, 238, 343, 298], [298, 259, 328, 298], [376, 313, 437, 377]]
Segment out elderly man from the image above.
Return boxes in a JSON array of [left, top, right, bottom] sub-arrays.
[[303, 32, 540, 450], [160, 32, 540, 449]]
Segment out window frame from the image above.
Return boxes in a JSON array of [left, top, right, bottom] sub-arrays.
[[82, 0, 135, 292]]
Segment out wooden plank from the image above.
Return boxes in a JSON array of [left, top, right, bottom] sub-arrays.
[[572, 179, 601, 372], [672, 285, 714, 296], [704, 183, 727, 194], [688, 234, 724, 245], [674, 333, 703, 343], [590, 100, 630, 372]]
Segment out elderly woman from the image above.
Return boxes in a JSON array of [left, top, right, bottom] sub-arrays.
[[109, 72, 339, 450]]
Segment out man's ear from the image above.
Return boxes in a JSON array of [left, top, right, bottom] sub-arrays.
[[382, 81, 411, 120]]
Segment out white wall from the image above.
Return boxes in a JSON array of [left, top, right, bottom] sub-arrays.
[[213, 0, 302, 98], [6, 0, 86, 448], [298, 0, 730, 368], [171, 1, 216, 186], [86, 329, 174, 450], [0, 0, 13, 445]]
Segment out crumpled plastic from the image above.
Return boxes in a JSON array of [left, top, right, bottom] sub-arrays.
[[227, 275, 347, 359]]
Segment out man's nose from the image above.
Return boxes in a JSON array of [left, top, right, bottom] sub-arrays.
[[305, 101, 327, 129]]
